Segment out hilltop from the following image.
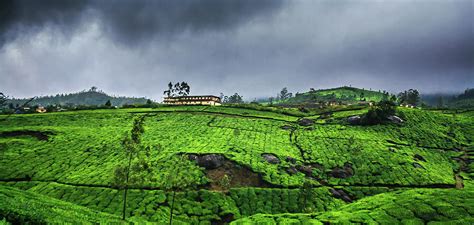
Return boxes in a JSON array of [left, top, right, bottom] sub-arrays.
[[279, 86, 390, 105], [5, 88, 149, 107]]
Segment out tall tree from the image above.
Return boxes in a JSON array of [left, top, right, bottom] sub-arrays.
[[105, 100, 112, 107], [0, 92, 6, 108], [279, 87, 292, 100]]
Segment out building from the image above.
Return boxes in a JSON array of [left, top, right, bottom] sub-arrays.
[[163, 95, 221, 106]]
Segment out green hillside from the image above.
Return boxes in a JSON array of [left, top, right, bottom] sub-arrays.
[[0, 105, 473, 223], [5, 88, 149, 107], [0, 185, 124, 224], [232, 186, 474, 224], [283, 86, 389, 105]]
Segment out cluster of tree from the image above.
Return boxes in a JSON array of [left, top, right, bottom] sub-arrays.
[[397, 89, 420, 106], [268, 87, 293, 105], [163, 82, 190, 97], [220, 93, 244, 104], [457, 88, 474, 100], [362, 100, 398, 125]]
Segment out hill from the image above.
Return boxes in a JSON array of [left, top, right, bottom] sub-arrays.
[[281, 86, 389, 105], [0, 105, 472, 223], [5, 88, 149, 107]]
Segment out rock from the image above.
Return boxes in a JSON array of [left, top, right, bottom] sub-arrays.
[[285, 156, 297, 164], [387, 115, 404, 124], [296, 165, 313, 176], [188, 154, 199, 161], [413, 154, 426, 162], [329, 189, 352, 202], [281, 125, 294, 130], [286, 166, 298, 175], [298, 118, 315, 126], [413, 162, 424, 169], [347, 116, 361, 125], [262, 153, 280, 164], [192, 154, 225, 169], [331, 163, 354, 178]]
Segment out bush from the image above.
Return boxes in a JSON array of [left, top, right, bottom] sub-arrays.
[[361, 100, 397, 125]]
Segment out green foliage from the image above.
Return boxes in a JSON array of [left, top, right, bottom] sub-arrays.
[[232, 188, 474, 224], [0, 185, 124, 224], [284, 86, 388, 104], [361, 100, 397, 124], [0, 105, 473, 224]]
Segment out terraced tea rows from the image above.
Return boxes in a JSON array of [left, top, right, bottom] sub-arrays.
[[1, 106, 472, 223]]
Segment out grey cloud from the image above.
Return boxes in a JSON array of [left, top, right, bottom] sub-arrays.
[[0, 0, 284, 47], [0, 0, 472, 100]]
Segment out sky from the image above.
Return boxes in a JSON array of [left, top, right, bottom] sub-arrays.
[[0, 0, 473, 101]]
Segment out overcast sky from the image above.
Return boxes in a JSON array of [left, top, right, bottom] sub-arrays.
[[0, 0, 472, 101]]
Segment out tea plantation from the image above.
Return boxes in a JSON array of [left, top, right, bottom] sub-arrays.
[[0, 106, 473, 224]]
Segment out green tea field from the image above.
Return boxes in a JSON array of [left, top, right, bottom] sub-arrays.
[[1, 106, 473, 224]]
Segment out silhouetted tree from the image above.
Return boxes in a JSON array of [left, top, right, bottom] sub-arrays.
[[279, 87, 292, 100], [398, 89, 420, 106], [105, 100, 112, 107], [437, 96, 444, 108], [164, 82, 191, 97], [224, 93, 243, 103], [0, 92, 6, 108]]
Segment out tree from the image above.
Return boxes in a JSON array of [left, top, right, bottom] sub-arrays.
[[397, 89, 420, 106], [105, 100, 112, 107], [359, 92, 365, 101], [146, 99, 153, 105], [225, 93, 243, 104], [163, 82, 191, 97], [89, 86, 98, 92], [437, 96, 444, 108], [362, 100, 397, 125], [279, 87, 292, 100], [268, 97, 274, 106], [0, 92, 6, 108]]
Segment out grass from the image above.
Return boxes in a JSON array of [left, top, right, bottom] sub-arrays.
[[0, 105, 473, 223]]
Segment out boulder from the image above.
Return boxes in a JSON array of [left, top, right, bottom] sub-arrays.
[[285, 156, 297, 164], [413, 162, 424, 169], [413, 154, 426, 162], [331, 163, 354, 178], [296, 165, 313, 176], [189, 154, 225, 169], [298, 118, 315, 126], [329, 189, 352, 202], [262, 153, 280, 164], [347, 116, 361, 125], [387, 115, 404, 124], [280, 125, 294, 130], [286, 166, 298, 175]]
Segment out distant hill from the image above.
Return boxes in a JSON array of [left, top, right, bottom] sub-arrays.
[[447, 88, 474, 109], [281, 86, 389, 105], [6, 88, 149, 107], [421, 88, 474, 109]]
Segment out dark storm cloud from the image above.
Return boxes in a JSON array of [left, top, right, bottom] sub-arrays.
[[0, 0, 284, 46], [0, 0, 472, 100], [0, 0, 90, 46]]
